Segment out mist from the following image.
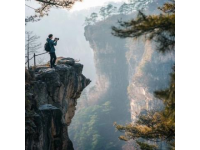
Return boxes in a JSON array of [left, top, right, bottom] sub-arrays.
[[25, 0, 174, 150], [25, 7, 102, 87]]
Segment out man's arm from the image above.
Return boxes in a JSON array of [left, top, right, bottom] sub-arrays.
[[52, 40, 57, 46], [49, 39, 57, 46]]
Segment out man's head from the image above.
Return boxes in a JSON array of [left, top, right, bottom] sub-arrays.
[[48, 34, 53, 39]]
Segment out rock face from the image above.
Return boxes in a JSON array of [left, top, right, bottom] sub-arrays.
[[69, 16, 132, 150], [126, 40, 174, 122], [69, 13, 174, 150], [84, 16, 131, 121], [25, 58, 90, 150]]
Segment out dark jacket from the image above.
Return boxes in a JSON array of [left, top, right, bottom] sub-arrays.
[[47, 38, 57, 53]]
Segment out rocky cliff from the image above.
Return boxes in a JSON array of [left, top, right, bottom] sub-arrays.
[[124, 39, 174, 149], [84, 16, 131, 116], [69, 12, 174, 149], [25, 58, 90, 150], [126, 39, 174, 122], [68, 16, 132, 150]]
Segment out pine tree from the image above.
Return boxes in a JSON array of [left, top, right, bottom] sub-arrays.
[[90, 13, 98, 23], [84, 17, 92, 26], [129, 0, 154, 10], [99, 4, 118, 20], [106, 4, 117, 17], [112, 1, 175, 149], [99, 7, 107, 20], [118, 3, 132, 15], [113, 1, 175, 53], [114, 69, 175, 149]]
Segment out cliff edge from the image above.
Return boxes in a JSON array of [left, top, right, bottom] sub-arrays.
[[25, 58, 91, 150]]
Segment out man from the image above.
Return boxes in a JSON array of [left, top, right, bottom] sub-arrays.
[[47, 34, 58, 68]]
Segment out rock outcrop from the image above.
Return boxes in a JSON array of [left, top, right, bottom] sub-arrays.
[[70, 12, 174, 150], [25, 58, 90, 150], [69, 16, 132, 150]]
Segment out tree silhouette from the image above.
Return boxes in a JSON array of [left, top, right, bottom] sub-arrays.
[[25, 0, 82, 23], [118, 3, 132, 14], [99, 7, 107, 20], [90, 13, 98, 23], [35, 0, 82, 16], [84, 17, 92, 26], [25, 31, 42, 68], [99, 4, 118, 20], [106, 4, 117, 17]]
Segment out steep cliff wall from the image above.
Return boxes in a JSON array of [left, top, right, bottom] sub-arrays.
[[25, 58, 90, 150], [70, 14, 174, 150], [125, 40, 174, 150], [126, 39, 174, 122], [68, 16, 132, 150], [84, 16, 131, 117], [69, 3, 174, 149]]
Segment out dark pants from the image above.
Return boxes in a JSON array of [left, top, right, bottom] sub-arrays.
[[50, 52, 57, 68]]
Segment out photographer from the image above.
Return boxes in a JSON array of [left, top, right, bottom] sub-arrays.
[[47, 34, 59, 68]]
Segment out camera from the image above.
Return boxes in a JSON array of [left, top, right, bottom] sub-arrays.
[[55, 38, 59, 41]]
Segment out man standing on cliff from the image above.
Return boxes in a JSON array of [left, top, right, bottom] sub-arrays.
[[47, 34, 59, 68]]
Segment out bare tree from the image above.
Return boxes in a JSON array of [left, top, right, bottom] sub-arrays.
[[25, 31, 42, 68]]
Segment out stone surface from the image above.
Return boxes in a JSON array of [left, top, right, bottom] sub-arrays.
[[25, 59, 91, 150]]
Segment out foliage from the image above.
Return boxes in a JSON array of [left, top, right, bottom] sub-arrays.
[[84, 13, 98, 26], [136, 141, 157, 150], [112, 1, 175, 53], [84, 17, 92, 26], [25, 0, 81, 24], [129, 0, 154, 10], [90, 13, 98, 23], [112, 1, 175, 149], [84, 0, 157, 26], [114, 69, 175, 149], [99, 4, 117, 20], [69, 101, 124, 150], [34, 0, 81, 16], [25, 16, 40, 25], [118, 3, 132, 15], [106, 4, 118, 17]]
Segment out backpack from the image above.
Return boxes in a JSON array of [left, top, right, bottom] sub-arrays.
[[44, 41, 51, 52]]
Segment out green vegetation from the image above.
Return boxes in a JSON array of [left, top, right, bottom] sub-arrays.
[[69, 101, 120, 150], [112, 1, 175, 53], [136, 141, 158, 150], [112, 0, 175, 149], [114, 70, 175, 149], [84, 0, 156, 26]]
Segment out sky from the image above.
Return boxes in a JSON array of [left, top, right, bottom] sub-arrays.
[[70, 0, 128, 11], [25, 0, 128, 13], [25, 0, 128, 89]]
